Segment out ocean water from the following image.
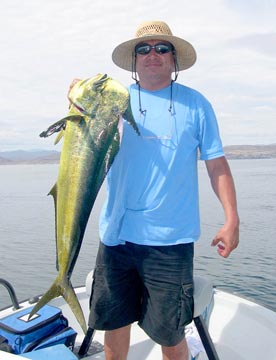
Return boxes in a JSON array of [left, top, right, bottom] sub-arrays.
[[0, 159, 275, 311]]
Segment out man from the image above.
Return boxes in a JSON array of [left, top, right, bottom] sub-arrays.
[[83, 21, 239, 360]]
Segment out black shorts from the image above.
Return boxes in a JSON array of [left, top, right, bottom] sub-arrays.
[[88, 241, 194, 347]]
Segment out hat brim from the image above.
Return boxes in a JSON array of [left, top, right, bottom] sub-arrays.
[[112, 34, 196, 72]]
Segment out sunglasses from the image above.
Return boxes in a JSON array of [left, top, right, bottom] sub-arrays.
[[135, 42, 174, 55]]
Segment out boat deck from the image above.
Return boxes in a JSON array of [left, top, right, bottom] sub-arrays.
[[1, 284, 276, 359]]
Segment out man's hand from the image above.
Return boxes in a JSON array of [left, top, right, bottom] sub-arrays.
[[211, 220, 239, 258], [205, 157, 240, 258], [67, 78, 82, 103]]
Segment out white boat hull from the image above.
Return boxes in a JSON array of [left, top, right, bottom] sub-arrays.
[[1, 280, 276, 359]]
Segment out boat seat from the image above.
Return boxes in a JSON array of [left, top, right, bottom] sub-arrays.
[[193, 276, 213, 318], [193, 277, 220, 360], [85, 270, 94, 296]]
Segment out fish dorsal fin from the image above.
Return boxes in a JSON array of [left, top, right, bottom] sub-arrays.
[[48, 184, 59, 270]]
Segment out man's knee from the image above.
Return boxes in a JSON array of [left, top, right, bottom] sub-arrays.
[[104, 325, 131, 360], [161, 337, 189, 360]]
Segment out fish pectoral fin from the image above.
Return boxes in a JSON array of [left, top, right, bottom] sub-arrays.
[[39, 115, 83, 138], [39, 120, 66, 138], [123, 103, 140, 135]]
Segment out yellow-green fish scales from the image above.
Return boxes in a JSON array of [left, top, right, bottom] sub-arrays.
[[29, 74, 139, 333]]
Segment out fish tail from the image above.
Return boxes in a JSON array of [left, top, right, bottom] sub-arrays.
[[63, 280, 87, 334], [28, 277, 62, 320], [28, 277, 87, 334]]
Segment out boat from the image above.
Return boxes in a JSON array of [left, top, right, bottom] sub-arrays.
[[1, 272, 276, 360]]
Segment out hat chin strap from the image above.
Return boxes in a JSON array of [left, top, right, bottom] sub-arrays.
[[131, 53, 139, 83], [172, 51, 179, 81]]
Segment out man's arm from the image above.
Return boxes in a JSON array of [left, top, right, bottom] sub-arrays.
[[205, 156, 239, 258]]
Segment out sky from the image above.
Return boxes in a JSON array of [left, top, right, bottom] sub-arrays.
[[0, 0, 275, 151]]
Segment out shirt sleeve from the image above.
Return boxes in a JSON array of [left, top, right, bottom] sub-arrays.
[[197, 95, 225, 160]]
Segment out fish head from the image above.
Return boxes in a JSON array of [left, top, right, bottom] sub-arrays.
[[68, 74, 111, 116], [99, 78, 140, 134], [68, 74, 140, 134]]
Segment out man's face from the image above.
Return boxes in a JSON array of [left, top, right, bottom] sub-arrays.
[[135, 40, 175, 87]]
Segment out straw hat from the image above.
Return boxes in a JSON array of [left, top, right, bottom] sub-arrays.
[[112, 20, 196, 72]]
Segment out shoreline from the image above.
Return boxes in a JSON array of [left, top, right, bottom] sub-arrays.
[[1, 144, 276, 164]]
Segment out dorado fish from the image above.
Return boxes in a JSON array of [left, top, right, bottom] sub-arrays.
[[29, 73, 139, 333]]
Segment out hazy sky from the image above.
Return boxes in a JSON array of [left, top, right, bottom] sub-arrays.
[[0, 0, 275, 151]]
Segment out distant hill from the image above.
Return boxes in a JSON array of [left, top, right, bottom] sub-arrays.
[[0, 150, 60, 164], [223, 144, 276, 159], [0, 144, 276, 164]]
